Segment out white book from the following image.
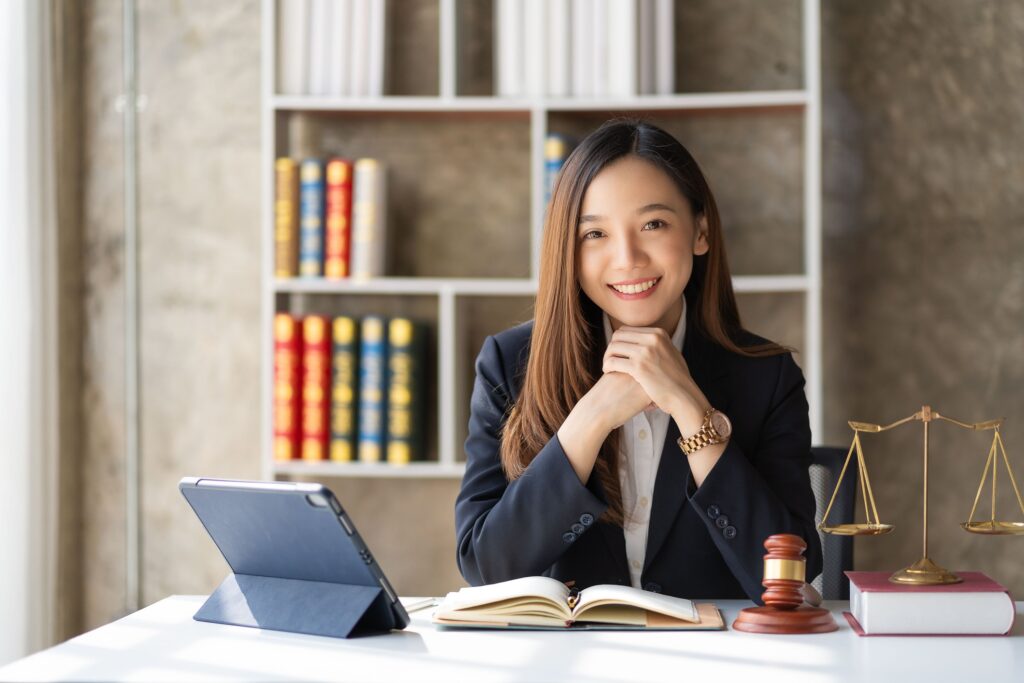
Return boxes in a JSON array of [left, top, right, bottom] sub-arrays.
[[307, 0, 332, 96], [500, 0, 524, 97], [432, 576, 724, 630], [277, 0, 310, 95], [848, 571, 1016, 635], [570, 0, 590, 97], [349, 0, 370, 96], [637, 0, 656, 94], [523, 0, 546, 97], [546, 0, 571, 97], [607, 0, 637, 97], [367, 0, 387, 96], [350, 159, 388, 279], [591, 0, 608, 97], [654, 0, 674, 95], [328, 0, 352, 97]]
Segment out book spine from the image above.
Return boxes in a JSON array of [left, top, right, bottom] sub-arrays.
[[324, 158, 353, 279], [545, 0, 571, 97], [277, 0, 310, 95], [358, 315, 387, 463], [387, 318, 425, 465], [273, 313, 302, 461], [367, 0, 387, 97], [301, 315, 331, 461], [638, 0, 656, 94], [350, 158, 388, 279], [328, 0, 351, 96], [350, 0, 370, 96], [523, 0, 546, 97], [545, 134, 570, 202], [307, 0, 332, 96], [299, 159, 325, 277], [274, 157, 299, 278], [571, 0, 590, 96], [330, 316, 359, 462], [607, 0, 637, 97], [654, 0, 674, 95]]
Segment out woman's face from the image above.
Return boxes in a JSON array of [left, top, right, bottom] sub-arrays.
[[576, 154, 709, 333]]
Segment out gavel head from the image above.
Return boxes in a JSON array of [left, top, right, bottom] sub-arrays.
[[760, 533, 807, 610]]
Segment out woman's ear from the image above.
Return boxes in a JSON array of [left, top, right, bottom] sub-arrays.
[[693, 214, 710, 256]]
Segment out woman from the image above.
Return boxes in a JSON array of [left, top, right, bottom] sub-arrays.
[[455, 119, 822, 603]]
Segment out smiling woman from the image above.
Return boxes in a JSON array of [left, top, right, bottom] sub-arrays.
[[454, 119, 822, 605]]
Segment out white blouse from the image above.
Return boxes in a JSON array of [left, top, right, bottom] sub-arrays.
[[602, 300, 687, 589]]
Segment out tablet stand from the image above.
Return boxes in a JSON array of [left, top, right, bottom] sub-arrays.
[[194, 572, 395, 639]]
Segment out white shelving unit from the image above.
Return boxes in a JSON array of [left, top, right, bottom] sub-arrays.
[[260, 0, 823, 480]]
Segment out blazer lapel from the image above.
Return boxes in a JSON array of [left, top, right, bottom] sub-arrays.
[[643, 328, 732, 573]]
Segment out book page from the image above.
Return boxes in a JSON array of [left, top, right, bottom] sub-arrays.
[[435, 576, 572, 619], [574, 584, 699, 623]]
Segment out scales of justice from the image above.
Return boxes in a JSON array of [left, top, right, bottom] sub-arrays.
[[735, 405, 1024, 635], [819, 404, 1024, 585]]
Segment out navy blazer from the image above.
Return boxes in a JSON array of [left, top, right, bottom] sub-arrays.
[[454, 317, 823, 604]]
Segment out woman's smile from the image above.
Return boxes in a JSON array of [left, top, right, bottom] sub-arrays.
[[607, 276, 661, 299]]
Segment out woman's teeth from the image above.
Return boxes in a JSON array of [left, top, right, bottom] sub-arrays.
[[610, 278, 659, 294]]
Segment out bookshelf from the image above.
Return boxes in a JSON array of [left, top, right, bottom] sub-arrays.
[[260, 0, 823, 480]]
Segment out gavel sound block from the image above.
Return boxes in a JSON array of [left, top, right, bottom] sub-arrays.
[[732, 533, 838, 634]]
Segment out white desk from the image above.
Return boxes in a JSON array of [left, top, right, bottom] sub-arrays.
[[2, 596, 1022, 682]]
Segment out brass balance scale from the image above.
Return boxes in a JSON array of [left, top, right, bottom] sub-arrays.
[[817, 405, 1024, 585]]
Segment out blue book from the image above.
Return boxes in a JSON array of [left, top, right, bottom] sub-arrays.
[[299, 159, 325, 277], [357, 316, 388, 463], [545, 134, 571, 202]]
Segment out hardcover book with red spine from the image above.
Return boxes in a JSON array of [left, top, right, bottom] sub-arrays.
[[324, 158, 354, 279], [273, 313, 302, 461], [301, 315, 332, 461], [844, 570, 1015, 636]]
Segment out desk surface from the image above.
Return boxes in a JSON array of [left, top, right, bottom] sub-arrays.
[[2, 596, 1022, 682]]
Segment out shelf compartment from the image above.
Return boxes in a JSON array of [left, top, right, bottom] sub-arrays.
[[274, 292, 441, 465], [276, 112, 532, 278]]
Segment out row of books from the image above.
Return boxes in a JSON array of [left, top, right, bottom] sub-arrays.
[[274, 132, 569, 282], [277, 0, 386, 97], [495, 0, 675, 98], [274, 313, 427, 465], [274, 157, 388, 279]]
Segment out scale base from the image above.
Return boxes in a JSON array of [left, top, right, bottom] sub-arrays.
[[889, 557, 962, 585]]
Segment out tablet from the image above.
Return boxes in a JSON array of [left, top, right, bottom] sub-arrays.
[[179, 477, 409, 632]]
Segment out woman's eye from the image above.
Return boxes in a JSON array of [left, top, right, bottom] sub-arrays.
[[581, 230, 603, 240], [642, 219, 666, 231]]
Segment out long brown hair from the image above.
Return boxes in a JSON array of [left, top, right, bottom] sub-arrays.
[[500, 118, 789, 525]]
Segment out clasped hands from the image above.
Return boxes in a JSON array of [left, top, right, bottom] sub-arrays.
[[588, 325, 711, 437]]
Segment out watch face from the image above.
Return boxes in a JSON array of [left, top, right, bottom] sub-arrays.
[[710, 411, 732, 438]]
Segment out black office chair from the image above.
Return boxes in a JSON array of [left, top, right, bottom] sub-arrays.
[[808, 446, 857, 600]]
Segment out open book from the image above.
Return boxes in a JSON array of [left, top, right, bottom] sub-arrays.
[[432, 576, 725, 630]]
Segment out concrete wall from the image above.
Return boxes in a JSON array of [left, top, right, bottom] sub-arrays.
[[67, 0, 1024, 635]]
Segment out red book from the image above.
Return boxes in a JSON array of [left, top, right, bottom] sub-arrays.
[[301, 315, 332, 461], [273, 313, 302, 461], [324, 158, 353, 279], [845, 570, 1016, 636]]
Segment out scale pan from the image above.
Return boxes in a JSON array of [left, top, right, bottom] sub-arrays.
[[960, 521, 1024, 535], [820, 523, 894, 536]]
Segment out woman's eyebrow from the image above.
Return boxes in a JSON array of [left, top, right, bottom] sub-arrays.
[[578, 203, 678, 224]]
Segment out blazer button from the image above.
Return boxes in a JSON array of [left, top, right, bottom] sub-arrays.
[[643, 582, 661, 594], [723, 525, 737, 540], [562, 531, 577, 544], [714, 515, 729, 529], [571, 523, 585, 535], [579, 513, 595, 526], [706, 504, 721, 520]]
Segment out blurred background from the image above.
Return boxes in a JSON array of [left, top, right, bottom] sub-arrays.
[[2, 0, 1022, 662]]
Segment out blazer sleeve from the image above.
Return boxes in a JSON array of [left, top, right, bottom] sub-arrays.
[[684, 352, 823, 603], [454, 335, 610, 586]]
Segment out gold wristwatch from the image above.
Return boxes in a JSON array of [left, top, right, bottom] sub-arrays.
[[677, 406, 732, 455]]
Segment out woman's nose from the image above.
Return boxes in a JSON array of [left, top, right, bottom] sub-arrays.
[[610, 235, 648, 269]]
